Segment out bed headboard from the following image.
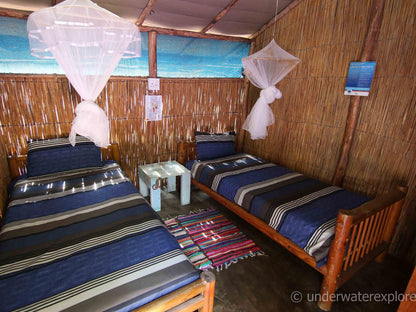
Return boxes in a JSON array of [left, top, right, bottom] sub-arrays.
[[7, 142, 121, 181], [178, 141, 197, 165]]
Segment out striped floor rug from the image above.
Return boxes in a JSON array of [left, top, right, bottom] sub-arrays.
[[165, 209, 264, 271]]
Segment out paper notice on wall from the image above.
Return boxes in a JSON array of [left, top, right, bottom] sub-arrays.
[[344, 62, 376, 96], [145, 95, 163, 121]]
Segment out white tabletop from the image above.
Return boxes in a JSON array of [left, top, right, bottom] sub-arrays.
[[138, 160, 189, 179]]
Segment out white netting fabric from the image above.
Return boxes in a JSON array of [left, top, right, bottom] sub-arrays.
[[27, 0, 141, 147], [242, 39, 300, 140]]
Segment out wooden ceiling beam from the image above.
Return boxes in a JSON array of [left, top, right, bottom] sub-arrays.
[[136, 0, 157, 26], [0, 7, 31, 19], [250, 0, 304, 39], [201, 0, 239, 34], [139, 25, 250, 42]]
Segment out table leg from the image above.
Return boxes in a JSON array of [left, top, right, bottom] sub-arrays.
[[150, 177, 161, 211], [167, 176, 176, 192], [139, 176, 149, 197], [180, 172, 190, 206]]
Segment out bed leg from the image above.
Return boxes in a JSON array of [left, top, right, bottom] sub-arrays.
[[318, 213, 353, 311], [200, 271, 215, 312]]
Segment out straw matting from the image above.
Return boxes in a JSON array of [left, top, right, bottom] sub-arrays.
[[0, 76, 245, 189]]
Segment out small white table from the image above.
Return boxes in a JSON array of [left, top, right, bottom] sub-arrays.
[[137, 160, 191, 211]]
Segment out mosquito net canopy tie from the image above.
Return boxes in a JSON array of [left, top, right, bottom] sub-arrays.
[[242, 39, 300, 140], [27, 0, 141, 147]]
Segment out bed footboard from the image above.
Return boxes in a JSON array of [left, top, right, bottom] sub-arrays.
[[134, 271, 215, 312], [318, 186, 407, 311]]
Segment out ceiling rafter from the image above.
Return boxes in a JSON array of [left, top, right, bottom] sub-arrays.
[[136, 0, 157, 26], [200, 0, 239, 34], [0, 7, 31, 19], [139, 25, 250, 42], [250, 0, 304, 39]]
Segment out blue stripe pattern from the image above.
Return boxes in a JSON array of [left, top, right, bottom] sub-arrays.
[[191, 155, 370, 267]]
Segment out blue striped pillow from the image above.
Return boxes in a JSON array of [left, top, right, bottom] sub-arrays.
[[26, 136, 102, 177], [195, 131, 236, 160]]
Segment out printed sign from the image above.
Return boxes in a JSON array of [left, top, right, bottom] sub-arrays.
[[344, 62, 376, 96], [145, 95, 163, 121]]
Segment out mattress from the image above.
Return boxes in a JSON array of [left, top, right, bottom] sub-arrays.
[[0, 163, 199, 312], [189, 154, 370, 266]]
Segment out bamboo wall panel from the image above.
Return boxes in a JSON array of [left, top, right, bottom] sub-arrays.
[[0, 76, 245, 189], [245, 0, 416, 264]]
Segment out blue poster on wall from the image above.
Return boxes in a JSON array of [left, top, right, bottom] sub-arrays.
[[344, 61, 376, 96]]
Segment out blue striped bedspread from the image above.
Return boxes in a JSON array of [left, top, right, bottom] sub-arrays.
[[0, 163, 199, 312], [190, 154, 370, 267]]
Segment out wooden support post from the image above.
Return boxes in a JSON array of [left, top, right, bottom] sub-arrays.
[[332, 0, 385, 186], [148, 31, 157, 78], [318, 213, 353, 311], [146, 31, 158, 164]]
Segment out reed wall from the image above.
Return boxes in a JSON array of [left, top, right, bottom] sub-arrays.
[[0, 76, 245, 189], [244, 0, 416, 263]]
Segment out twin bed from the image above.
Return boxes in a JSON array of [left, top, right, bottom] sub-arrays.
[[0, 133, 406, 311], [178, 131, 406, 311], [0, 137, 215, 312]]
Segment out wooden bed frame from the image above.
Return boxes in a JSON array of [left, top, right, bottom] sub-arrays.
[[178, 140, 407, 311], [5, 142, 216, 312]]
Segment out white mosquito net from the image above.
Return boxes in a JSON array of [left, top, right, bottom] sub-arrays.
[[27, 0, 141, 147], [242, 39, 300, 140]]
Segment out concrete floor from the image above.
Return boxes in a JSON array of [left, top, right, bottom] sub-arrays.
[[154, 186, 412, 312]]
